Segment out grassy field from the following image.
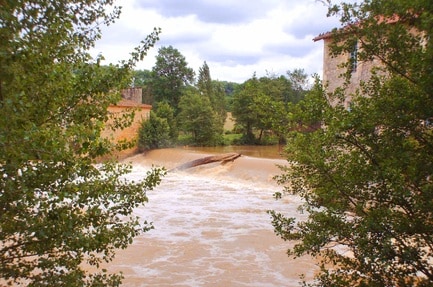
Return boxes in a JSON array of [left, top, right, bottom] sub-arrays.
[[224, 112, 235, 131]]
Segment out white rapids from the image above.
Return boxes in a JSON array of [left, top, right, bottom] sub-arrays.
[[106, 149, 317, 287]]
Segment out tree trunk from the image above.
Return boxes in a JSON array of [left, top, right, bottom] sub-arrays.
[[170, 153, 241, 171]]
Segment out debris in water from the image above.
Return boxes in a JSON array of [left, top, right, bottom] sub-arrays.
[[170, 153, 241, 171]]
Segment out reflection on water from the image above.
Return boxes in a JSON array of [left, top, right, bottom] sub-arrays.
[[107, 148, 315, 286]]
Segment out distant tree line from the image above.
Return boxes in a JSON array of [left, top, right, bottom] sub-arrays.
[[232, 69, 309, 145], [134, 45, 310, 149]]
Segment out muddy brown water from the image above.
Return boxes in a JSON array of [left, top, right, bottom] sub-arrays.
[[105, 147, 317, 286]]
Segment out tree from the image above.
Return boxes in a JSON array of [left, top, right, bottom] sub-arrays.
[[150, 46, 194, 111], [137, 102, 176, 150], [219, 80, 240, 112], [131, 69, 153, 104], [286, 68, 309, 104], [0, 1, 163, 286], [138, 111, 171, 150], [232, 76, 261, 144], [131, 69, 152, 88], [153, 101, 178, 142], [253, 74, 296, 143], [177, 88, 223, 146], [270, 1, 433, 286], [197, 61, 213, 98], [197, 61, 226, 133], [210, 80, 227, 122], [232, 73, 303, 144]]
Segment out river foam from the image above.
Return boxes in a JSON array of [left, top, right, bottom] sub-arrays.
[[106, 149, 316, 286]]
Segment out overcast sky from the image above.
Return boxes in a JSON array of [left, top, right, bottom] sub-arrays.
[[91, 0, 343, 83]]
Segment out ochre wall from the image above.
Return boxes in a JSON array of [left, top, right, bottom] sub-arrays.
[[103, 102, 151, 143], [101, 90, 151, 158]]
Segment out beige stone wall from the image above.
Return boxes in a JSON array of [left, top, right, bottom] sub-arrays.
[[322, 38, 381, 108], [121, 87, 142, 103]]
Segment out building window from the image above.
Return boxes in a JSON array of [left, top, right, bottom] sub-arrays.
[[347, 101, 352, 112], [350, 41, 358, 72]]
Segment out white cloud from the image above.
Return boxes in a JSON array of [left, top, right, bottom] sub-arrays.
[[91, 0, 342, 83]]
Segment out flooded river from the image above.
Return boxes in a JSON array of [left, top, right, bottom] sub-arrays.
[[108, 147, 317, 286]]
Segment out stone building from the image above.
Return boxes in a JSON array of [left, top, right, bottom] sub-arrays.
[[102, 87, 151, 156], [120, 87, 143, 103], [313, 15, 421, 109], [313, 31, 381, 108]]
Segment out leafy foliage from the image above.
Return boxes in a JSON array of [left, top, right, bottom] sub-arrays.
[[197, 61, 226, 121], [232, 71, 308, 144], [231, 76, 261, 143], [153, 101, 178, 142], [138, 103, 175, 150], [0, 1, 163, 286], [218, 81, 240, 112], [132, 69, 152, 88], [145, 57, 226, 147], [138, 111, 171, 150], [286, 68, 310, 104], [150, 46, 194, 111], [196, 61, 226, 137], [177, 87, 223, 146], [197, 61, 213, 98], [270, 1, 433, 286]]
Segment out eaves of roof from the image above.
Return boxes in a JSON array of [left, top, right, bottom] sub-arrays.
[[313, 14, 405, 42], [313, 31, 334, 42]]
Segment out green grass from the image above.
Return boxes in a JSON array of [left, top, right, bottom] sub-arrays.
[[222, 133, 242, 145]]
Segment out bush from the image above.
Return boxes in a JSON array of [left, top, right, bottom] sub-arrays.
[[138, 111, 171, 150]]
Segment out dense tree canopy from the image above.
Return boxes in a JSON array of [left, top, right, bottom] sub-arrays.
[[177, 87, 223, 146], [232, 76, 261, 143], [138, 102, 176, 150], [0, 1, 163, 286], [232, 71, 308, 144], [286, 68, 310, 104], [197, 61, 213, 98], [132, 69, 152, 88], [270, 1, 433, 286], [150, 46, 194, 111], [141, 59, 226, 148], [138, 110, 171, 150], [197, 61, 226, 135]]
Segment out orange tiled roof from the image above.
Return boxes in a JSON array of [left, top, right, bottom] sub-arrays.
[[313, 31, 334, 42], [313, 14, 407, 42]]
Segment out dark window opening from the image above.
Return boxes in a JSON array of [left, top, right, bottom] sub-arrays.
[[350, 41, 358, 72]]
